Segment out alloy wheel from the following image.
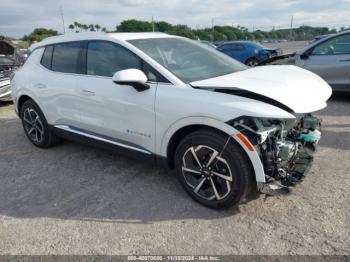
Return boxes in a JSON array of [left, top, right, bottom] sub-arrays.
[[23, 108, 44, 143], [181, 145, 233, 201], [247, 59, 259, 67]]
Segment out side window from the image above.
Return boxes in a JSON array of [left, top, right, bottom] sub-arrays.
[[218, 44, 232, 51], [234, 44, 245, 51], [86, 41, 140, 77], [142, 62, 169, 83], [40, 46, 53, 69], [51, 42, 81, 73], [86, 41, 170, 82], [312, 34, 350, 55], [218, 44, 244, 52]]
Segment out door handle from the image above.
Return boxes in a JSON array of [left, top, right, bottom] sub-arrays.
[[35, 83, 46, 89], [81, 89, 95, 96]]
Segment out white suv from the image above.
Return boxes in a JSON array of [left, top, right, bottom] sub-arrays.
[[11, 33, 332, 209]]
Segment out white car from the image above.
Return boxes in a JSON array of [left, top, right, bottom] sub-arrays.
[[11, 33, 332, 209]]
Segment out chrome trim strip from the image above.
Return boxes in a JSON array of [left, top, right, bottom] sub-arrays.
[[54, 125, 152, 155]]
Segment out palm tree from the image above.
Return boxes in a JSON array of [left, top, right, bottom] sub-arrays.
[[94, 24, 101, 32], [89, 24, 95, 32], [82, 24, 89, 31], [68, 24, 74, 32]]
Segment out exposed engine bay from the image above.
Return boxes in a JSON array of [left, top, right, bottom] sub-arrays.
[[230, 114, 322, 195]]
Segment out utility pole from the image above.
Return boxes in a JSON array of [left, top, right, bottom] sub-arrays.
[[211, 18, 215, 41], [290, 15, 294, 40], [60, 6, 66, 34], [152, 16, 155, 32]]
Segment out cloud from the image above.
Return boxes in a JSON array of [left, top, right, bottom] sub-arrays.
[[1, 0, 350, 38]]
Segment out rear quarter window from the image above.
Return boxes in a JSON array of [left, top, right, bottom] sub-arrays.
[[40, 46, 53, 69], [51, 42, 81, 74]]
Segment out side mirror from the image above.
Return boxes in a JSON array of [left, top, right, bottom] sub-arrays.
[[300, 49, 312, 60], [112, 69, 150, 92]]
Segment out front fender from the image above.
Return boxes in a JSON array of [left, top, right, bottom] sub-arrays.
[[159, 116, 266, 183]]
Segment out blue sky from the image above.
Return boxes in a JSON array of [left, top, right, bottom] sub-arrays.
[[1, 0, 350, 38]]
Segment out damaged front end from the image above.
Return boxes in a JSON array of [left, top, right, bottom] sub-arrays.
[[230, 114, 322, 195]]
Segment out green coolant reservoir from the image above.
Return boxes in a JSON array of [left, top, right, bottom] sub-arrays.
[[299, 130, 321, 143]]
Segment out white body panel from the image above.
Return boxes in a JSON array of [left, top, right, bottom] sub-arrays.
[[12, 33, 332, 185], [76, 75, 157, 153]]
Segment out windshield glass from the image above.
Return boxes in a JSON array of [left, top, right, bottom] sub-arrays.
[[128, 37, 247, 83]]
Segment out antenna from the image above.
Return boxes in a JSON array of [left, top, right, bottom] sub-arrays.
[[60, 6, 66, 34]]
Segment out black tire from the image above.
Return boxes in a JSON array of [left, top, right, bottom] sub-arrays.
[[20, 99, 60, 148], [174, 129, 254, 209], [245, 58, 259, 67]]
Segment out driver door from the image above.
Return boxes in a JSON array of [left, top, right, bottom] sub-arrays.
[[76, 41, 166, 154], [297, 33, 350, 90]]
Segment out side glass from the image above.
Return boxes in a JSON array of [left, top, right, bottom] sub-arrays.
[[312, 34, 350, 55]]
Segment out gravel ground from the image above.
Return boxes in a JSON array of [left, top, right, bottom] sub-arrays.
[[264, 41, 309, 53], [0, 93, 349, 255]]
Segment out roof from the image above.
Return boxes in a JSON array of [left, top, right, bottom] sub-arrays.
[[30, 32, 174, 51]]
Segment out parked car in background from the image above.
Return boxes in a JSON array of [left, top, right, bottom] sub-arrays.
[[216, 41, 282, 66], [295, 31, 350, 91], [0, 68, 12, 102], [0, 56, 20, 102], [0, 40, 24, 102]]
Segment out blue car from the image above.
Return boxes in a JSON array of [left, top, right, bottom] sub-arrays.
[[216, 41, 281, 66]]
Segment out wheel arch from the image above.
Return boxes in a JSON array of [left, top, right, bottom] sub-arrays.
[[160, 117, 265, 183], [17, 94, 34, 116]]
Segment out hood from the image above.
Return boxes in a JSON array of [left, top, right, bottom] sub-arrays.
[[190, 65, 332, 113]]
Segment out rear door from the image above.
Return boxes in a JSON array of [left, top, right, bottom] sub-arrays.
[[297, 33, 350, 91], [37, 42, 82, 126]]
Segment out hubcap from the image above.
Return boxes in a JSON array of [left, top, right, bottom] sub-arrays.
[[23, 108, 44, 143], [182, 145, 233, 201]]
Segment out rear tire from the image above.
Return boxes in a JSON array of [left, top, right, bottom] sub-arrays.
[[174, 129, 254, 209], [20, 99, 60, 148]]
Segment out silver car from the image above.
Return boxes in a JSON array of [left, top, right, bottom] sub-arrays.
[[295, 31, 350, 91]]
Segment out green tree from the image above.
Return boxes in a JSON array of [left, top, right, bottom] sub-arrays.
[[22, 28, 58, 42], [117, 19, 153, 32]]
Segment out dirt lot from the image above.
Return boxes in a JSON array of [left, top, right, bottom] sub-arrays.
[[265, 41, 309, 53], [0, 93, 349, 255]]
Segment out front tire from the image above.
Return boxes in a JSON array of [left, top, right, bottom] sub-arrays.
[[245, 58, 259, 67], [174, 129, 254, 209], [20, 99, 60, 148]]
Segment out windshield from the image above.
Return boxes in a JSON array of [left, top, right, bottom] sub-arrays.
[[128, 37, 247, 83]]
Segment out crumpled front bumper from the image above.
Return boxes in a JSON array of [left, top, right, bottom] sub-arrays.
[[258, 127, 321, 196]]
